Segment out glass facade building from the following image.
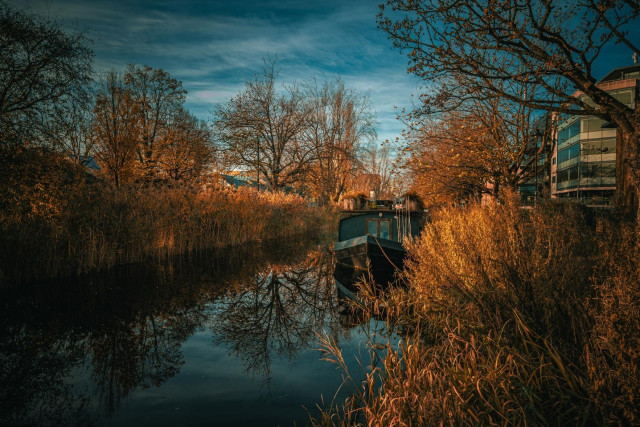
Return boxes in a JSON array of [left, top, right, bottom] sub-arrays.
[[518, 130, 549, 205], [551, 65, 639, 206]]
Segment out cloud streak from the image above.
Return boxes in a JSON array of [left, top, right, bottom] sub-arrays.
[[15, 0, 422, 143]]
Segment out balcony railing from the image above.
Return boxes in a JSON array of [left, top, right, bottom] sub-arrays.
[[596, 78, 638, 91]]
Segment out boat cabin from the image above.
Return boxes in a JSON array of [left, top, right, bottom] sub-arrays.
[[338, 211, 423, 243]]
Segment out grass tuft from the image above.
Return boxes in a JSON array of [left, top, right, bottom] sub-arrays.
[[315, 194, 640, 425]]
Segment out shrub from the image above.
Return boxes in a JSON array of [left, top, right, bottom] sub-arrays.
[[317, 194, 640, 425]]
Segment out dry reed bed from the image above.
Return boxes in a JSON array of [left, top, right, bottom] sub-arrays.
[[0, 182, 335, 283], [317, 196, 640, 425]]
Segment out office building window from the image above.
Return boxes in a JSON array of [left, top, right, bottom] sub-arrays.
[[558, 121, 580, 147]]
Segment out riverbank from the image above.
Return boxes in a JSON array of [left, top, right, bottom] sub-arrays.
[[0, 174, 336, 284], [318, 196, 639, 425]]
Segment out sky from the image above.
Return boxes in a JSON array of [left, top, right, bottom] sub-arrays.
[[10, 0, 640, 146], [12, 0, 423, 145]]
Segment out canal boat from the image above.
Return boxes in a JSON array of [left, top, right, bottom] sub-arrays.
[[333, 197, 426, 288]]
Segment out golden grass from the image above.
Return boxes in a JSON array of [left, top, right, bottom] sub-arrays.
[[0, 169, 336, 283], [315, 194, 640, 425]]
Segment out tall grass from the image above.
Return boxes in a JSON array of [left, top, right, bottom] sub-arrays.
[[316, 194, 640, 425], [0, 170, 335, 284]]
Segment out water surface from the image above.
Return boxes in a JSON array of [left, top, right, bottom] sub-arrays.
[[0, 237, 384, 426]]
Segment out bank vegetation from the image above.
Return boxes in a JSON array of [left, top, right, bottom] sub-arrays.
[[0, 148, 334, 284], [317, 196, 639, 425]]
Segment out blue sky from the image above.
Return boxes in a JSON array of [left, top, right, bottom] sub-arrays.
[[14, 0, 422, 145], [11, 0, 639, 146]]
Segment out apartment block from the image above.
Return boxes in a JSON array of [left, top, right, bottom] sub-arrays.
[[551, 64, 639, 206]]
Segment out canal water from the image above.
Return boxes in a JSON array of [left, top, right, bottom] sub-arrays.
[[0, 237, 386, 426]]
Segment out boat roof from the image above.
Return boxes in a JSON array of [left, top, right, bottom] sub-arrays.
[[339, 209, 424, 217]]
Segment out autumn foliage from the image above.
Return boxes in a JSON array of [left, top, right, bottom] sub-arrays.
[[317, 195, 640, 425], [379, 0, 640, 212], [0, 150, 334, 284]]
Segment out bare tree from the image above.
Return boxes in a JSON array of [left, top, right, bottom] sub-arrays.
[[92, 71, 140, 188], [0, 1, 93, 147], [213, 59, 313, 190], [359, 141, 395, 198], [378, 0, 640, 212], [302, 78, 376, 203], [124, 65, 186, 179], [42, 88, 96, 166], [159, 109, 213, 184]]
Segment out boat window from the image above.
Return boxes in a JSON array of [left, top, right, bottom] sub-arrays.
[[380, 220, 391, 239], [365, 218, 393, 239], [367, 219, 378, 236]]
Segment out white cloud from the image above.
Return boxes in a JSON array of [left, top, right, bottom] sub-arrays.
[[13, 0, 420, 144]]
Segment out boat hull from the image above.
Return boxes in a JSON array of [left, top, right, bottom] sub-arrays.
[[333, 235, 406, 286]]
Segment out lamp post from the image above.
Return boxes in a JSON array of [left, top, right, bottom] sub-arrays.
[[534, 129, 543, 206], [256, 136, 260, 190], [535, 144, 538, 205]]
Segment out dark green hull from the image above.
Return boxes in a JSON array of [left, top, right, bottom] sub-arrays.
[[334, 209, 424, 297], [333, 235, 406, 287]]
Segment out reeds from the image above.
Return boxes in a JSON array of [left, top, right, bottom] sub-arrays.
[[0, 177, 336, 284], [316, 194, 640, 425]]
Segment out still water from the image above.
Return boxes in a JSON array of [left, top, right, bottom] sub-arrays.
[[0, 237, 384, 426]]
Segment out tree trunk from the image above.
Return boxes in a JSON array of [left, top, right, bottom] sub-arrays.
[[492, 177, 500, 200], [616, 130, 640, 220]]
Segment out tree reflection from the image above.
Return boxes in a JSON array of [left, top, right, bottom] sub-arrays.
[[0, 236, 334, 422], [89, 307, 206, 414], [83, 240, 314, 412], [210, 248, 341, 378], [0, 306, 91, 425]]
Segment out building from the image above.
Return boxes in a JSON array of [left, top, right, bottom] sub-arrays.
[[551, 64, 640, 206], [518, 118, 552, 205]]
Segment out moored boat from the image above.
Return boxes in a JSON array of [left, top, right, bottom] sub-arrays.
[[333, 197, 425, 289]]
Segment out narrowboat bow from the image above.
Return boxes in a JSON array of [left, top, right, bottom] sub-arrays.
[[333, 203, 426, 288]]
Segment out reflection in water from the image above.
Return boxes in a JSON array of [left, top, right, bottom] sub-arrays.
[[88, 303, 203, 415], [0, 236, 363, 426], [0, 323, 90, 426], [210, 248, 338, 378]]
